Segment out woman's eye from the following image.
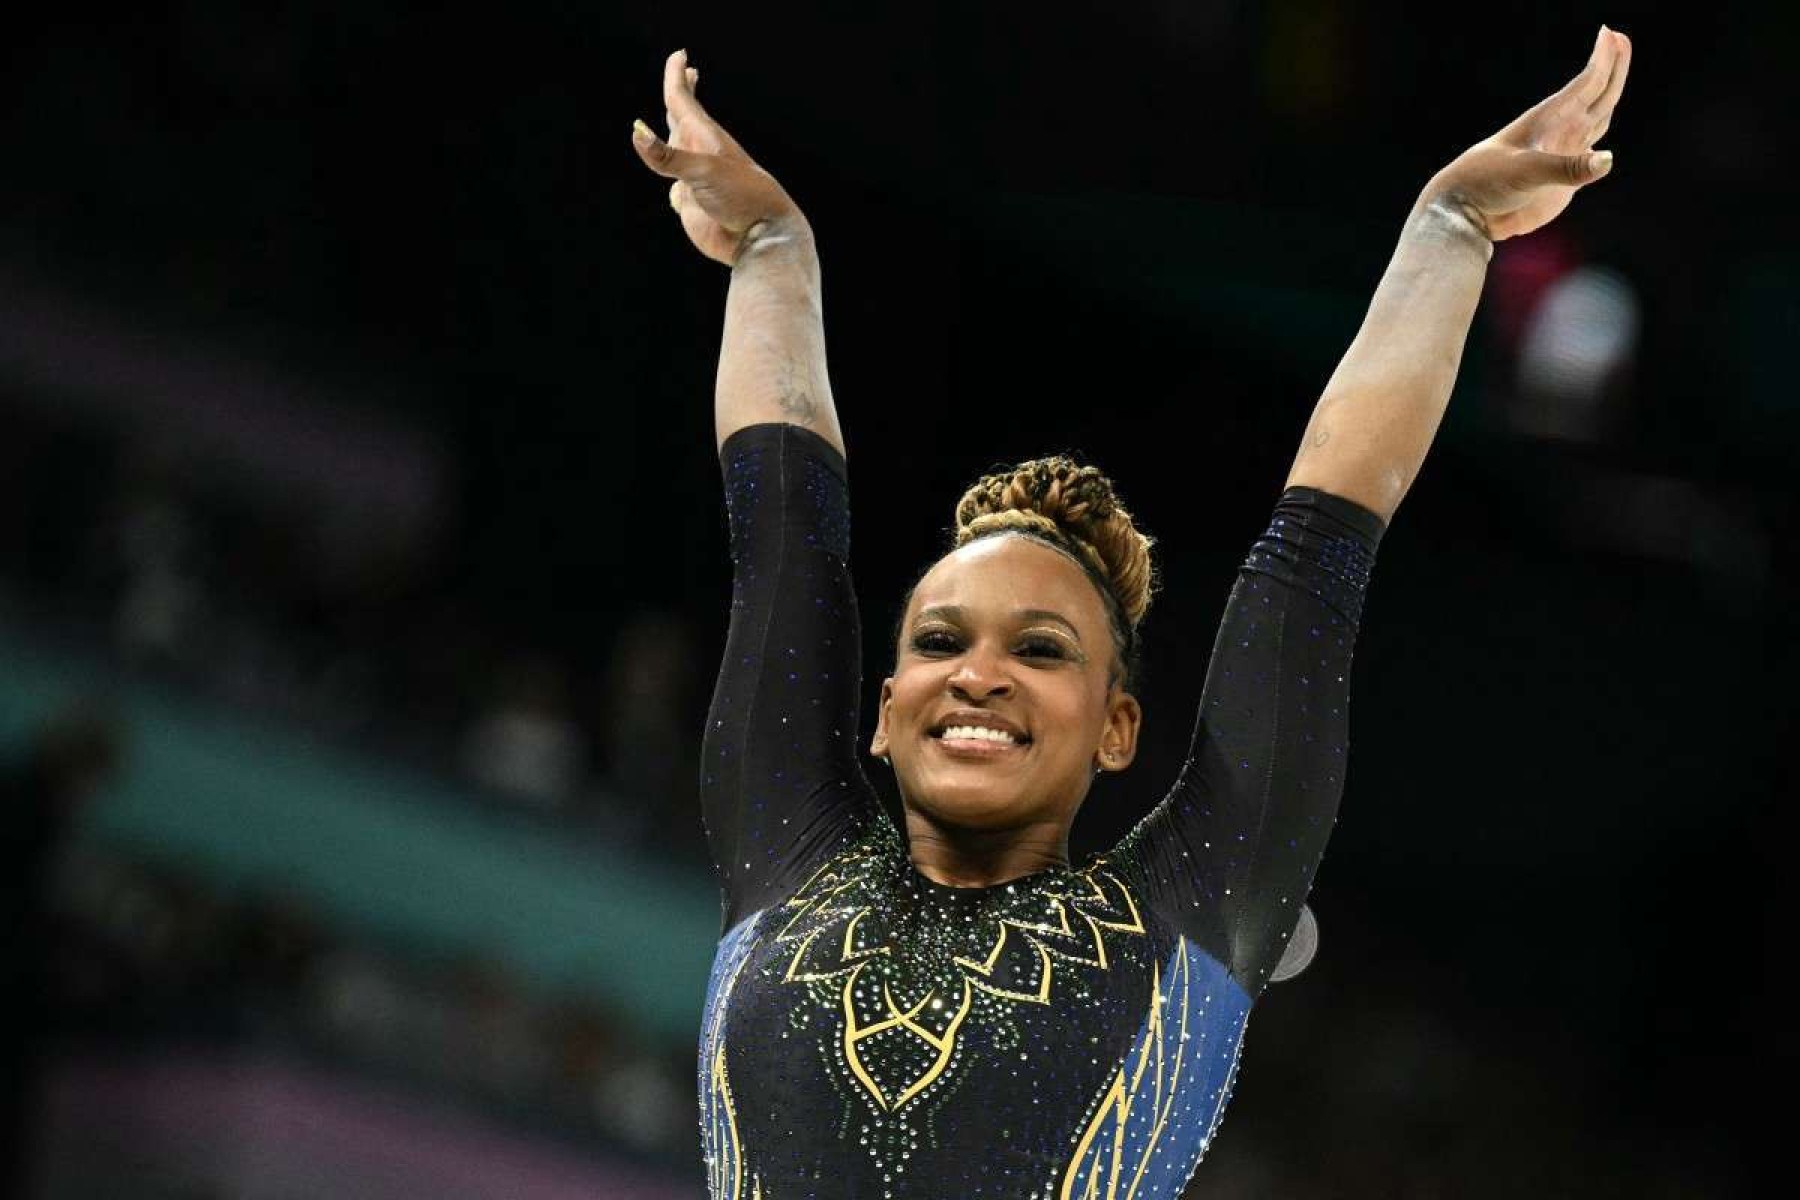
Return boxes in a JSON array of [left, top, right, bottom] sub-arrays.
[[909, 632, 1066, 659], [912, 631, 960, 654]]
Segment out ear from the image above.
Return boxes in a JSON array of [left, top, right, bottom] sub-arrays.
[[1095, 688, 1143, 771], [869, 676, 896, 758]]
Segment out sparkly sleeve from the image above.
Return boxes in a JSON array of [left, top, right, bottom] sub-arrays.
[[1108, 486, 1385, 1000], [704, 423, 883, 932]]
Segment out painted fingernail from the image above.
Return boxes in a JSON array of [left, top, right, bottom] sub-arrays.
[[633, 118, 655, 142]]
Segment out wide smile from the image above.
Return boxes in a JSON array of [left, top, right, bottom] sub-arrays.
[[928, 721, 1032, 760]]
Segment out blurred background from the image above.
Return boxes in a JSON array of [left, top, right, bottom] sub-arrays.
[[0, 1, 1790, 1196]]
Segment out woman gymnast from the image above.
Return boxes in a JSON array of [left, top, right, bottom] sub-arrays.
[[631, 24, 1630, 1198]]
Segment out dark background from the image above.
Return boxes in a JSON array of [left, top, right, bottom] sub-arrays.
[[0, 1, 1791, 1196]]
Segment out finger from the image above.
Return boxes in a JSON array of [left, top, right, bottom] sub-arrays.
[[661, 50, 747, 158], [663, 49, 717, 134], [1499, 27, 1617, 144], [1589, 29, 1631, 116], [661, 50, 685, 145], [1516, 147, 1615, 189], [631, 119, 708, 178], [1573, 25, 1617, 106], [667, 68, 701, 147]]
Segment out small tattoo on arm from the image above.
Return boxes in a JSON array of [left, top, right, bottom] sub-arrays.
[[1311, 428, 1331, 449], [776, 354, 819, 423]]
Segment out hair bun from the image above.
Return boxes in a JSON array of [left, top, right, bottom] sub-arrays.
[[952, 455, 1156, 628]]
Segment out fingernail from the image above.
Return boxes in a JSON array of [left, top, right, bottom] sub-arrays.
[[633, 118, 654, 142], [1592, 150, 1614, 174]]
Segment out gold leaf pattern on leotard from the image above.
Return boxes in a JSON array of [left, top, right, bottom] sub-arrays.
[[952, 869, 1145, 1001], [772, 845, 1147, 1113]]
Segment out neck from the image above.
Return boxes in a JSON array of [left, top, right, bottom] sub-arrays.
[[902, 808, 1072, 888]]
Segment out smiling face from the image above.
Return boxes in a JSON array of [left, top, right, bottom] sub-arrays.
[[870, 533, 1142, 835]]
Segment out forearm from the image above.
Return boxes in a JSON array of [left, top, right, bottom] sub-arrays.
[[1283, 188, 1493, 522], [715, 215, 845, 458]]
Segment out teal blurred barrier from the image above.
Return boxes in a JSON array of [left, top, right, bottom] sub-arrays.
[[0, 622, 719, 1042]]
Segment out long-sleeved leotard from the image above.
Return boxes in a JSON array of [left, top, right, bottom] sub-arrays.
[[697, 422, 1383, 1200]]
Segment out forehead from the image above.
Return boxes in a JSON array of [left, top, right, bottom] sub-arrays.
[[908, 534, 1108, 629]]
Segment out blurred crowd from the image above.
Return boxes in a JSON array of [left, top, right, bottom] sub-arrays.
[[0, 400, 711, 861], [0, 396, 713, 1191], [30, 844, 695, 1156], [2, 742, 696, 1200]]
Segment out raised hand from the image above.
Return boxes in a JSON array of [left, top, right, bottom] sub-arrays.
[[1422, 25, 1632, 241], [630, 49, 809, 267]]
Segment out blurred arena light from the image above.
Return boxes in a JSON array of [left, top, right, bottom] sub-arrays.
[[1509, 265, 1642, 444]]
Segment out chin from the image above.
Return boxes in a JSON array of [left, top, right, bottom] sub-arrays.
[[899, 771, 1039, 830]]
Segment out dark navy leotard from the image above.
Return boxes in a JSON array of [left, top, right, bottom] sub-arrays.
[[697, 422, 1383, 1199]]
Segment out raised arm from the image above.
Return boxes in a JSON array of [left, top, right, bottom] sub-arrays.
[[1285, 25, 1632, 524], [1107, 28, 1632, 997], [632, 52, 873, 930], [630, 48, 845, 458]]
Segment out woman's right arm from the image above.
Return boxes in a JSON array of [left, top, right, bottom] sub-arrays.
[[633, 51, 870, 928], [630, 48, 845, 457]]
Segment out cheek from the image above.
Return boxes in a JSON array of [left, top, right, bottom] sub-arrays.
[[1038, 686, 1104, 750], [886, 668, 939, 726]]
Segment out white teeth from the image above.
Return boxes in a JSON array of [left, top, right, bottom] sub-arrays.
[[941, 725, 1021, 744]]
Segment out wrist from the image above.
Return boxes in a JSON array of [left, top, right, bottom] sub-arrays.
[[1407, 184, 1495, 262], [734, 211, 816, 267]]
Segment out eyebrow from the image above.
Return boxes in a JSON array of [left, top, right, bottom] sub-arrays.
[[915, 605, 1083, 641]]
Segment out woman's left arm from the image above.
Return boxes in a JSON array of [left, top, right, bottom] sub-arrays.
[[1285, 25, 1632, 524]]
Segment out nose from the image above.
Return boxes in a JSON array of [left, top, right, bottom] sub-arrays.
[[947, 643, 1014, 700]]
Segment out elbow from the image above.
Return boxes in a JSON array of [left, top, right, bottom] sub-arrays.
[[1284, 458, 1411, 525]]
